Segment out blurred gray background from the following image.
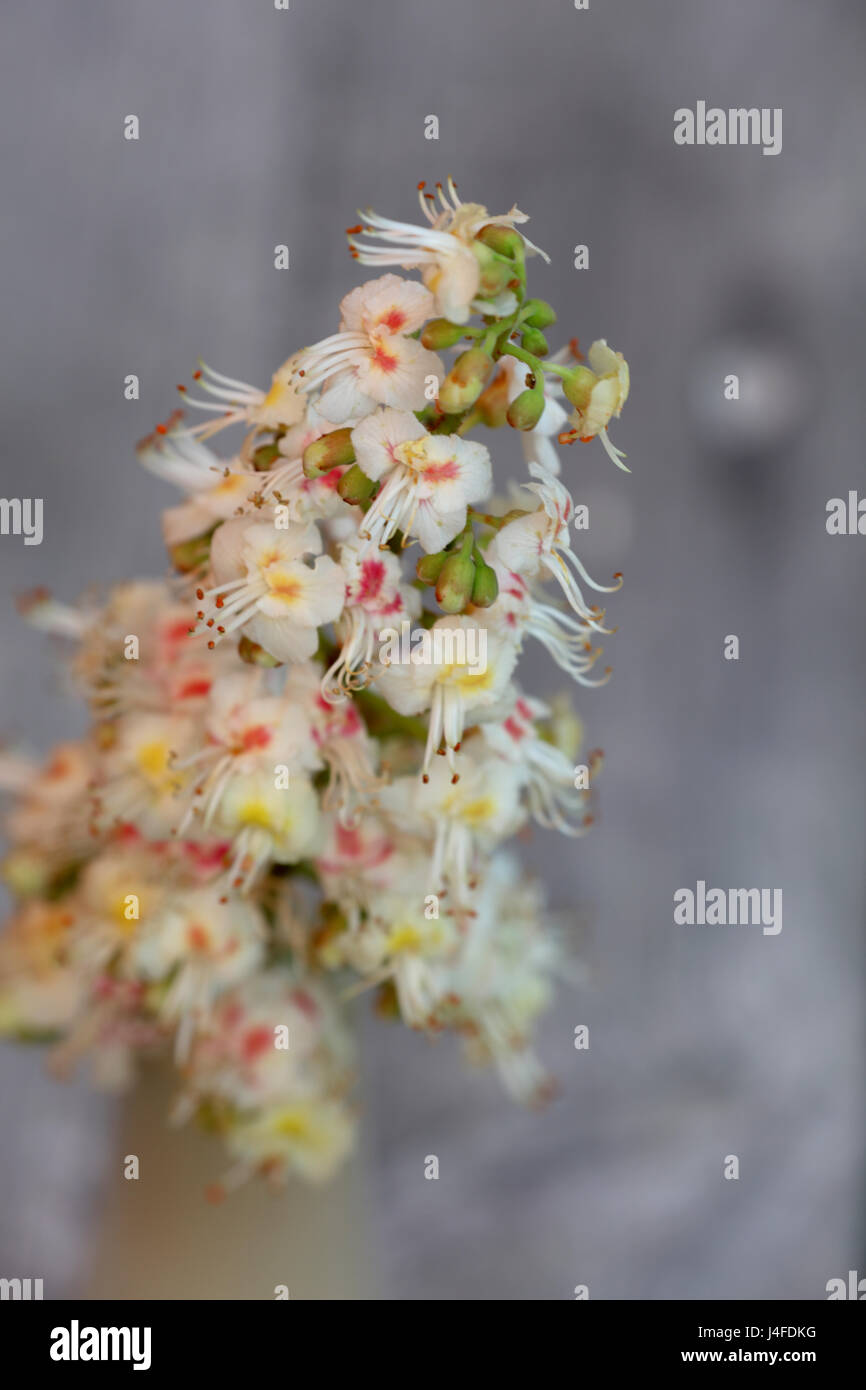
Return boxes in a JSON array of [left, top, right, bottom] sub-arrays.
[[1, 0, 865, 1299]]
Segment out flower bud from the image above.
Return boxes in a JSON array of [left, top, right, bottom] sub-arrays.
[[169, 529, 213, 574], [470, 558, 499, 608], [238, 635, 282, 667], [498, 507, 531, 527], [303, 427, 355, 479], [435, 547, 476, 613], [251, 441, 281, 472], [475, 223, 525, 261], [561, 365, 598, 412], [421, 318, 467, 350], [520, 327, 549, 358], [475, 368, 510, 428], [471, 240, 516, 298], [416, 551, 447, 585], [507, 386, 546, 431], [2, 849, 50, 899], [336, 463, 376, 505], [522, 298, 557, 330], [438, 347, 494, 414]]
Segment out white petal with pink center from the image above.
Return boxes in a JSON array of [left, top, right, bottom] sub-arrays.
[[294, 275, 443, 424], [323, 537, 419, 700], [351, 408, 492, 554]]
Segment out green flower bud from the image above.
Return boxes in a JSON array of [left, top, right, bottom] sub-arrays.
[[475, 223, 525, 261], [521, 327, 549, 358], [416, 551, 447, 585], [303, 427, 355, 479], [438, 347, 494, 414], [471, 240, 516, 298], [435, 546, 476, 613], [2, 849, 50, 898], [337, 463, 376, 505], [507, 387, 546, 431], [421, 318, 467, 350], [522, 298, 557, 330], [251, 441, 282, 472], [238, 635, 282, 667], [561, 365, 597, 411], [470, 558, 499, 608], [169, 529, 214, 574]]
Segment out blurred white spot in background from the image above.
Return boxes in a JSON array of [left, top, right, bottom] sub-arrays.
[[690, 338, 807, 454]]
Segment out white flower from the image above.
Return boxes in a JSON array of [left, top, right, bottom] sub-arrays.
[[223, 1095, 355, 1185], [376, 615, 517, 777], [349, 178, 548, 324], [322, 537, 420, 699], [177, 356, 306, 441], [130, 886, 265, 1057], [171, 669, 320, 835], [382, 743, 526, 906], [214, 767, 323, 891], [282, 662, 386, 824], [294, 275, 443, 423], [481, 693, 598, 835], [194, 517, 345, 663], [97, 713, 198, 838], [362, 891, 458, 1029], [440, 852, 559, 1103], [479, 560, 611, 687], [561, 339, 630, 470], [487, 462, 622, 630], [351, 407, 492, 553], [136, 423, 262, 546]]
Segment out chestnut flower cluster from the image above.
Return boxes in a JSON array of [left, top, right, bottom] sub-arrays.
[[0, 181, 630, 1193]]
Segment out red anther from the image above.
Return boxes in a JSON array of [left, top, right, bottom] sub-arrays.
[[422, 773, 429, 784], [195, 589, 204, 599], [417, 181, 426, 190], [453, 742, 461, 751], [613, 572, 623, 580], [451, 773, 459, 784], [215, 595, 224, 608], [206, 619, 214, 628], [192, 369, 202, 380], [216, 626, 225, 634], [177, 384, 186, 393], [345, 224, 363, 235], [207, 640, 215, 649], [155, 423, 167, 435]]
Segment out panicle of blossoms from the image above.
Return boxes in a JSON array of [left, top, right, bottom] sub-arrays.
[[0, 179, 632, 1190]]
